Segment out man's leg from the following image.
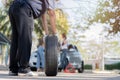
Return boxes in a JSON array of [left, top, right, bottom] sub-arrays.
[[47, 9, 57, 34], [9, 6, 19, 75], [14, 3, 34, 72], [47, 0, 57, 34], [41, 13, 49, 35], [41, 0, 57, 35]]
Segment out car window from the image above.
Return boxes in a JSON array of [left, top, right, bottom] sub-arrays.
[[73, 51, 82, 58]]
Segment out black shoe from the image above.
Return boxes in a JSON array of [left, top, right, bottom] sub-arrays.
[[9, 71, 18, 76], [18, 68, 35, 76], [18, 68, 31, 73]]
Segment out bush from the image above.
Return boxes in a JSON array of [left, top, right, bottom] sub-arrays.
[[84, 64, 92, 69], [105, 62, 120, 70], [83, 62, 120, 70]]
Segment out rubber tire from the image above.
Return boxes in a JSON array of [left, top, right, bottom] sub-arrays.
[[81, 61, 84, 72], [78, 61, 84, 73], [45, 35, 58, 76]]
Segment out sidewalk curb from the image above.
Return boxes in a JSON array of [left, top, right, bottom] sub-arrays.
[[92, 70, 116, 74]]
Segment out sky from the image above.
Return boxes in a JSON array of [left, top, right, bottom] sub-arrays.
[[0, 0, 102, 51], [57, 0, 106, 41], [0, 0, 120, 57], [57, 0, 99, 25], [59, 0, 120, 40], [0, 0, 119, 41], [0, 0, 3, 8], [0, 0, 98, 22]]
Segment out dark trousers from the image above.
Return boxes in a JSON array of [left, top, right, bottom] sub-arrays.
[[9, 0, 34, 73]]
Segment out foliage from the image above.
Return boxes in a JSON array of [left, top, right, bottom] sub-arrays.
[[0, 7, 11, 39], [0, 1, 69, 40], [89, 0, 120, 33], [0, 0, 14, 39], [34, 19, 43, 38], [84, 62, 120, 70], [84, 64, 92, 70], [55, 9, 69, 34], [105, 62, 120, 70]]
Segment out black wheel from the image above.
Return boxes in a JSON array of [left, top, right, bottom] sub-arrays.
[[81, 61, 84, 72], [78, 61, 84, 73], [45, 35, 58, 76], [78, 68, 83, 73]]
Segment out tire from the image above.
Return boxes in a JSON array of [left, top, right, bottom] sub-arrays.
[[78, 61, 84, 73], [81, 61, 84, 72], [45, 35, 58, 76], [78, 68, 83, 73]]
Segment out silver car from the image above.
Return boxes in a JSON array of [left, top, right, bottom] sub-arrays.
[[29, 51, 37, 71], [58, 48, 84, 73]]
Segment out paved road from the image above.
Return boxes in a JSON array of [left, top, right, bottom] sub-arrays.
[[0, 70, 120, 80]]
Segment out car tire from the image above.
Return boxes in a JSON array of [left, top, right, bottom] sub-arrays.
[[81, 61, 84, 72], [45, 35, 58, 76], [78, 61, 84, 73]]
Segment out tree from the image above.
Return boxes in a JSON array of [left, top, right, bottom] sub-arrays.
[[89, 0, 120, 34], [55, 9, 69, 34], [0, 7, 10, 39], [0, 0, 13, 39], [0, 1, 69, 39]]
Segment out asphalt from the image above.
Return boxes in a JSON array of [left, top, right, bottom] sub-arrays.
[[0, 65, 120, 80], [0, 70, 119, 80]]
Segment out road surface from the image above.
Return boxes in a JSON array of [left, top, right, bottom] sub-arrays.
[[0, 70, 119, 80]]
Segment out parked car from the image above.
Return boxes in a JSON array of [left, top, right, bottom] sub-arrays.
[[58, 45, 84, 73], [29, 45, 84, 73], [29, 51, 37, 71]]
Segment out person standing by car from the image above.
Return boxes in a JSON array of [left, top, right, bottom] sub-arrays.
[[36, 37, 45, 72], [59, 33, 69, 70]]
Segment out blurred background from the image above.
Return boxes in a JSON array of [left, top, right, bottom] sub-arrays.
[[0, 0, 120, 70]]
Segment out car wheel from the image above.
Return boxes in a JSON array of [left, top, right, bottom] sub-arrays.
[[81, 61, 84, 71], [78, 68, 83, 73], [78, 61, 84, 73]]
